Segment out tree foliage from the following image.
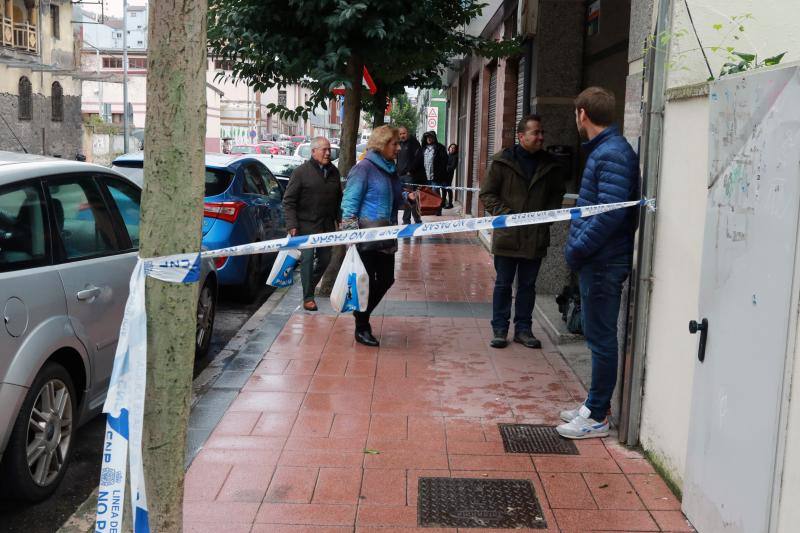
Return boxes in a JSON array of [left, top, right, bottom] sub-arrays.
[[388, 93, 420, 135], [208, 0, 519, 121]]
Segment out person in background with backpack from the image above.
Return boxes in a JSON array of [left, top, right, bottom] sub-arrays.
[[398, 126, 422, 224], [413, 131, 448, 214], [340, 126, 416, 346]]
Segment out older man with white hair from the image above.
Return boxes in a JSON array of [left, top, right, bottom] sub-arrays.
[[283, 136, 342, 310]]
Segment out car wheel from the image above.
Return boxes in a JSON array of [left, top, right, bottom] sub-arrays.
[[0, 362, 77, 501], [196, 280, 216, 359]]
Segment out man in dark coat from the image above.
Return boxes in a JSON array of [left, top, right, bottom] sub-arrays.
[[413, 131, 449, 215], [479, 115, 566, 350], [557, 87, 639, 440], [397, 126, 422, 223], [283, 136, 342, 311]]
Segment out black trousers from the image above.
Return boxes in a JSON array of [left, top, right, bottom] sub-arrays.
[[353, 249, 395, 331]]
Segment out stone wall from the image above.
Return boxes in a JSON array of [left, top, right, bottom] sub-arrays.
[[0, 92, 83, 158]]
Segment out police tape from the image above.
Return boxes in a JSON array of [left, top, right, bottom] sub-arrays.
[[96, 198, 653, 532], [414, 183, 481, 192]]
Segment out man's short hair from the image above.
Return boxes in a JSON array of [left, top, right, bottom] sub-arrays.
[[574, 87, 615, 126], [310, 136, 329, 150], [517, 114, 542, 134]]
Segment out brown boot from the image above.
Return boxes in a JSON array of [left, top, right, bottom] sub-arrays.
[[303, 299, 318, 311]]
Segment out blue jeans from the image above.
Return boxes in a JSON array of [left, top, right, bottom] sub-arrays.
[[579, 262, 630, 421], [491, 255, 542, 333]]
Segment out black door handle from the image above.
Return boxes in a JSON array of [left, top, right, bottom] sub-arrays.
[[689, 318, 709, 362]]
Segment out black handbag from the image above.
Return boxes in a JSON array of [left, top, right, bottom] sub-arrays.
[[356, 217, 397, 254]]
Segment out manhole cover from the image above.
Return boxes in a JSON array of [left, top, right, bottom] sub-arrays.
[[418, 477, 546, 528], [498, 424, 579, 454]]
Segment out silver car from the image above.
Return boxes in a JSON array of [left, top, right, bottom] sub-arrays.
[[0, 152, 217, 501]]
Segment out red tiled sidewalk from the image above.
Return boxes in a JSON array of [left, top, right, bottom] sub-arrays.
[[183, 234, 693, 532]]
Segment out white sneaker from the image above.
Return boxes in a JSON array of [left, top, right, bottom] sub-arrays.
[[556, 405, 609, 440], [559, 403, 585, 423]]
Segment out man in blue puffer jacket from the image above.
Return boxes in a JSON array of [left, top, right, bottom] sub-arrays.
[[557, 87, 640, 440]]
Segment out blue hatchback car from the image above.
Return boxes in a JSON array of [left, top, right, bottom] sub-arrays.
[[112, 153, 286, 299]]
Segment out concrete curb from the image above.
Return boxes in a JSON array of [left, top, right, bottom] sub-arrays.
[[56, 284, 295, 533]]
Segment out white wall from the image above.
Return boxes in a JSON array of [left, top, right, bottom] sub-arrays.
[[640, 95, 709, 487], [667, 0, 800, 89], [778, 312, 800, 532]]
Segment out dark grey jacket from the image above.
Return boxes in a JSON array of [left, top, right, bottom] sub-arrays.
[[480, 147, 566, 259], [282, 160, 342, 235]]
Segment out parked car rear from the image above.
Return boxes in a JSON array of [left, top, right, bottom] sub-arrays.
[[112, 153, 286, 299], [0, 152, 217, 501]]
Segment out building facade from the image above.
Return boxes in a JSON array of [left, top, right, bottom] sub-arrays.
[[445, 1, 800, 530], [0, 0, 82, 157], [416, 88, 447, 141]]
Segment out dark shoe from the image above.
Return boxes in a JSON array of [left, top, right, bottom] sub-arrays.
[[513, 331, 542, 349], [355, 330, 380, 347], [490, 330, 508, 348], [445, 203, 454, 209], [303, 299, 318, 311]]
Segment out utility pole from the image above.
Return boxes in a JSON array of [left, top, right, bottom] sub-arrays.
[[139, 0, 207, 528], [122, 0, 129, 152]]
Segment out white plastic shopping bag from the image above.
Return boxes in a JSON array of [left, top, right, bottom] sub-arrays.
[[330, 245, 369, 312], [267, 249, 301, 287]]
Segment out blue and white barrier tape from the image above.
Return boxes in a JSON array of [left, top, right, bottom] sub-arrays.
[[96, 198, 653, 532], [410, 183, 481, 192]]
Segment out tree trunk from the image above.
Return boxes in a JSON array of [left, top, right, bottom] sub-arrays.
[[371, 84, 388, 129], [139, 0, 207, 530], [338, 57, 363, 177], [319, 58, 363, 296]]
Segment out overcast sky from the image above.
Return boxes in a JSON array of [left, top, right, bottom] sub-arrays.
[[84, 0, 147, 19]]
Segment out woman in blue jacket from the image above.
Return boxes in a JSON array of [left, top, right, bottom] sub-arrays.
[[341, 125, 415, 346]]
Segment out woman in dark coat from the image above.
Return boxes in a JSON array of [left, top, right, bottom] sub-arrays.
[[443, 143, 458, 209]]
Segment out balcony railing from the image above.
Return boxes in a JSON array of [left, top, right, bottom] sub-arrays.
[[1, 17, 38, 54]]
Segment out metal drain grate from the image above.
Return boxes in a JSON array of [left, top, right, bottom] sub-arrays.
[[498, 424, 579, 454], [418, 477, 546, 528]]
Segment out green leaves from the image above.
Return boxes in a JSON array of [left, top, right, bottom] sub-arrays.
[[718, 50, 787, 78], [764, 52, 786, 66]]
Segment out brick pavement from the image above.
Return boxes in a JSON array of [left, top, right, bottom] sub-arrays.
[[183, 233, 693, 532]]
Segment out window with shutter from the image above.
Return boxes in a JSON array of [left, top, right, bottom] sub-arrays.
[[18, 77, 32, 121], [51, 82, 63, 122]]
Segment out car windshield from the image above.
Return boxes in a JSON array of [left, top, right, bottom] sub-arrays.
[[291, 136, 305, 143], [264, 159, 301, 177], [112, 161, 233, 197], [296, 145, 339, 161], [232, 145, 257, 154]]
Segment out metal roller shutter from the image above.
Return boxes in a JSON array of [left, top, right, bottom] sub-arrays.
[[468, 79, 480, 215], [515, 56, 525, 142], [486, 67, 497, 160], [470, 80, 480, 186]]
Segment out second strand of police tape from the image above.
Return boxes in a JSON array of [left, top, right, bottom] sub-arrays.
[[96, 198, 653, 533]]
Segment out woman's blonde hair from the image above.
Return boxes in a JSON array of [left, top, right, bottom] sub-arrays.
[[367, 125, 399, 152]]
